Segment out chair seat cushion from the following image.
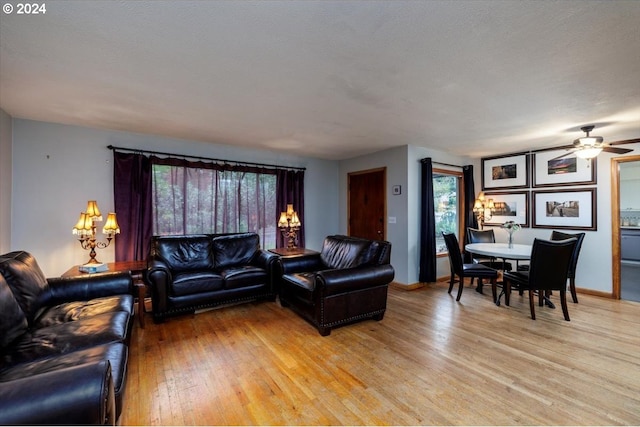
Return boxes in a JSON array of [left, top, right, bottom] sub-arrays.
[[0, 343, 128, 396], [462, 263, 498, 278], [2, 312, 130, 367], [281, 272, 316, 304], [503, 270, 529, 286], [476, 260, 513, 271], [221, 266, 267, 290], [172, 271, 224, 296], [34, 295, 134, 328]]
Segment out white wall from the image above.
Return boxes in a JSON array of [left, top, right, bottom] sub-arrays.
[[0, 109, 11, 254], [339, 144, 475, 285], [12, 119, 339, 276]]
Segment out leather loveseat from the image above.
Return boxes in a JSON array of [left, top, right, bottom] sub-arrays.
[[0, 251, 134, 425], [145, 232, 278, 322], [278, 235, 395, 336]]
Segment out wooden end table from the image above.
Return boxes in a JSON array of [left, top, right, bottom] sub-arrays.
[[62, 260, 148, 328], [268, 248, 319, 257]]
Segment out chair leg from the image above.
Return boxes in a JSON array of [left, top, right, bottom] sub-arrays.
[[529, 290, 536, 320], [456, 276, 465, 301], [560, 290, 570, 321], [570, 277, 578, 303], [491, 277, 497, 303], [504, 279, 511, 306], [448, 274, 455, 294], [539, 290, 544, 307]]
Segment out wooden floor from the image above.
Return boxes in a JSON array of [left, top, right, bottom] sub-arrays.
[[120, 283, 640, 425]]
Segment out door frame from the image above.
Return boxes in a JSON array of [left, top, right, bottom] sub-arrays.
[[611, 154, 640, 299], [347, 167, 387, 239]]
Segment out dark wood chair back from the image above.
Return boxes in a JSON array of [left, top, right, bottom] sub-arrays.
[[550, 231, 585, 280], [442, 232, 464, 275], [467, 228, 496, 244], [528, 238, 577, 291]]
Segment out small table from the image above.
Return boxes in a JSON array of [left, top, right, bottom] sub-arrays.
[[465, 243, 532, 306], [62, 260, 148, 328], [268, 248, 319, 257]]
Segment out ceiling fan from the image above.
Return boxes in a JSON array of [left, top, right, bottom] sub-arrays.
[[551, 125, 634, 160]]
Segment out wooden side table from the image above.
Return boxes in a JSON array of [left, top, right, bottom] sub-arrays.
[[62, 260, 148, 328], [268, 248, 319, 257]]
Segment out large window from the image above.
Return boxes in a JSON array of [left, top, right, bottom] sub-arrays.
[[152, 164, 277, 247], [433, 170, 462, 254]]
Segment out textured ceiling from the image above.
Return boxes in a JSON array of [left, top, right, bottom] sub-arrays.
[[1, 0, 639, 160]]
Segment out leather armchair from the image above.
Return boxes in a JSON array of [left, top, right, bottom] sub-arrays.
[[278, 235, 395, 336]]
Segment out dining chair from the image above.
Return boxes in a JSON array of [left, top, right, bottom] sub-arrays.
[[442, 232, 498, 302], [466, 228, 514, 271], [515, 230, 585, 303], [550, 231, 585, 303], [502, 237, 577, 321]]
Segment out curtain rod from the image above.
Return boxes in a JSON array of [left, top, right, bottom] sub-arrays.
[[107, 145, 306, 171]]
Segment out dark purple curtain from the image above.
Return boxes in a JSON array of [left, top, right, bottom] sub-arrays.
[[419, 158, 437, 282], [462, 165, 478, 263], [276, 169, 305, 248], [113, 152, 153, 261]]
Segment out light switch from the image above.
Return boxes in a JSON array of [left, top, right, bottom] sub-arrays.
[[388, 217, 396, 224]]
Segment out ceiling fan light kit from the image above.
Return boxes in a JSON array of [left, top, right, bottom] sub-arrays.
[[551, 125, 634, 161]]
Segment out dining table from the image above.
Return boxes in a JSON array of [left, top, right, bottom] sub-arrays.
[[464, 242, 535, 306]]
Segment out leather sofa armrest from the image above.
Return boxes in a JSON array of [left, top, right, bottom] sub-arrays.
[[46, 272, 134, 304], [317, 264, 395, 296], [278, 254, 325, 274], [0, 360, 116, 425], [252, 249, 279, 269]]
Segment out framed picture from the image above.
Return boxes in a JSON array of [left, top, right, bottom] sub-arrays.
[[392, 185, 402, 195], [532, 149, 596, 187], [482, 153, 529, 190], [484, 191, 529, 228], [532, 188, 597, 230]]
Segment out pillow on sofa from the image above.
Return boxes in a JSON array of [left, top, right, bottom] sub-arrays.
[[153, 235, 214, 272], [320, 236, 371, 270], [212, 233, 259, 270], [0, 275, 28, 348], [0, 251, 48, 325]]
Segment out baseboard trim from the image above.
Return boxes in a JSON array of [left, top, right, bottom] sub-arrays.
[[576, 287, 614, 299]]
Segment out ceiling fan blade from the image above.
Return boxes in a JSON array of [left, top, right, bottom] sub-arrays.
[[603, 146, 634, 154], [609, 138, 640, 146]]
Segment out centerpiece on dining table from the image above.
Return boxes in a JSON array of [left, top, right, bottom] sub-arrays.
[[501, 220, 521, 249]]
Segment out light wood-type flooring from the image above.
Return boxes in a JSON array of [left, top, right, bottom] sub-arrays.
[[120, 282, 640, 425]]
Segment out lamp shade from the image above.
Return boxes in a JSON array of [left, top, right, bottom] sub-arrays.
[[85, 200, 103, 221], [72, 212, 88, 235], [103, 212, 120, 235], [278, 212, 289, 228], [290, 212, 301, 228]]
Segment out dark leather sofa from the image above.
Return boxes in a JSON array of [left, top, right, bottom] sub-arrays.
[[0, 250, 134, 425], [145, 232, 279, 322], [278, 235, 395, 336]]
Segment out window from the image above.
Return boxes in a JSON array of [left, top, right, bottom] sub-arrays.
[[433, 170, 462, 254], [152, 164, 277, 247]]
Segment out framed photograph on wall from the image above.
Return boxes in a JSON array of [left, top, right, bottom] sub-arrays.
[[532, 188, 597, 230], [482, 153, 529, 190], [532, 149, 596, 187], [483, 191, 529, 228]]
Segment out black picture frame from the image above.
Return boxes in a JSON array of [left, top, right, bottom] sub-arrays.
[[482, 153, 530, 190], [532, 188, 597, 230]]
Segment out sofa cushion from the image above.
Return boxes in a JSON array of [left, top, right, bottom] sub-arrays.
[[0, 275, 28, 348], [281, 272, 316, 305], [33, 294, 134, 328], [221, 266, 267, 289], [172, 271, 224, 296], [212, 233, 259, 270], [0, 251, 48, 325], [154, 235, 213, 272], [320, 236, 371, 270], [2, 311, 130, 367], [0, 343, 128, 397]]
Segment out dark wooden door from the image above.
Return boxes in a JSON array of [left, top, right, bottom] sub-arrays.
[[348, 168, 386, 240]]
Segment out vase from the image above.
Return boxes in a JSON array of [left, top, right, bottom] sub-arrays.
[[508, 232, 514, 249]]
